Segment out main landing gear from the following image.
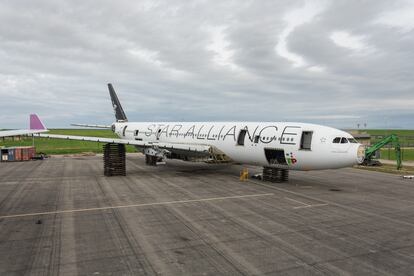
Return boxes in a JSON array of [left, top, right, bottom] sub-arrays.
[[145, 155, 164, 166], [262, 167, 289, 182], [144, 147, 167, 166]]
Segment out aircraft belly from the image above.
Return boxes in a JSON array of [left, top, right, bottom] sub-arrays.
[[217, 144, 267, 166]]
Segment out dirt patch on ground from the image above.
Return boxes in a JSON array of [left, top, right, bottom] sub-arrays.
[[355, 164, 414, 175]]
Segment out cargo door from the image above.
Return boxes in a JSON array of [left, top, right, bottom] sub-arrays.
[[264, 148, 287, 165]]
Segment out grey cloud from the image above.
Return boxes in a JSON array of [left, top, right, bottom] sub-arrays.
[[0, 0, 413, 130]]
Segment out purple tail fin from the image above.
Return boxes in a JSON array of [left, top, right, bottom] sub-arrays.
[[30, 114, 46, 130]]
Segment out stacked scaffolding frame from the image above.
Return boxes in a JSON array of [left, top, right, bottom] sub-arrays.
[[103, 143, 126, 176], [262, 167, 289, 182]]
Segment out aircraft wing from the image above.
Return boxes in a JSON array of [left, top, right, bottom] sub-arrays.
[[0, 114, 48, 138], [36, 133, 210, 153], [0, 129, 48, 138]]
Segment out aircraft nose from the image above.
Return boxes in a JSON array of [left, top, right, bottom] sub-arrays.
[[356, 144, 365, 164]]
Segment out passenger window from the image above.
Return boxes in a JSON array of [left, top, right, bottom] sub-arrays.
[[134, 130, 139, 136], [333, 137, 341, 143], [340, 137, 348, 143]]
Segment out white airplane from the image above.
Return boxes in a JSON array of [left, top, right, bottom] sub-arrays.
[[37, 84, 366, 180], [0, 114, 48, 138]]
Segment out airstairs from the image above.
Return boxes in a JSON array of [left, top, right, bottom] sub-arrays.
[[207, 146, 232, 164]]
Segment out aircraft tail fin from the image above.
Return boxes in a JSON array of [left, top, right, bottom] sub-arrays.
[[108, 83, 128, 122], [30, 114, 47, 130]]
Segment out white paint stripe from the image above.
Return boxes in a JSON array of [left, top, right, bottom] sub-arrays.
[[0, 193, 274, 219], [246, 179, 328, 205], [293, 203, 329, 209], [284, 197, 309, 206], [247, 178, 414, 228]]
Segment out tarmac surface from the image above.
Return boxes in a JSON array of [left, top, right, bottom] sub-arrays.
[[0, 154, 414, 275]]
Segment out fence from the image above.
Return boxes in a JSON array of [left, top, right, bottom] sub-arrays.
[[371, 135, 414, 161]]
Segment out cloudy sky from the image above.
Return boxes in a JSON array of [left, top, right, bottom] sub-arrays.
[[1, 0, 413, 129]]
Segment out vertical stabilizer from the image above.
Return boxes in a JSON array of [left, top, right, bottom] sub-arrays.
[[108, 83, 128, 122], [30, 114, 46, 130]]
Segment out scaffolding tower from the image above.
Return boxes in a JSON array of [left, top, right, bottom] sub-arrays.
[[262, 167, 289, 182], [103, 143, 126, 176]]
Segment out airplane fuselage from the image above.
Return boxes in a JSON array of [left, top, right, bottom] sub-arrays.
[[114, 122, 364, 170]]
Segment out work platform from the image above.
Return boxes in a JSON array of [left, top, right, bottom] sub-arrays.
[[0, 154, 413, 275]]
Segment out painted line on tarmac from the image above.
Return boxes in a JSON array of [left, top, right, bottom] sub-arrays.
[[285, 197, 329, 209], [293, 203, 329, 209], [284, 197, 309, 206], [0, 193, 274, 219], [246, 179, 414, 227]]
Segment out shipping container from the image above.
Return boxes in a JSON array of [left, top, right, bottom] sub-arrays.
[[15, 148, 22, 161], [1, 153, 8, 161], [0, 147, 36, 162], [22, 148, 29, 161], [8, 148, 15, 161], [28, 147, 35, 159]]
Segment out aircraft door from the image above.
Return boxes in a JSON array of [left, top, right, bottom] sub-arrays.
[[237, 128, 248, 146], [122, 125, 128, 137], [156, 128, 162, 141], [134, 129, 143, 141], [300, 131, 313, 150]]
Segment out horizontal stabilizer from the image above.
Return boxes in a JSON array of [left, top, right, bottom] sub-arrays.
[[71, 124, 111, 129]]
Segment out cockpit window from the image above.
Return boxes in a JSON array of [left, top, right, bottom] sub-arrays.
[[347, 138, 358, 143], [333, 137, 341, 143], [340, 137, 348, 144]]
